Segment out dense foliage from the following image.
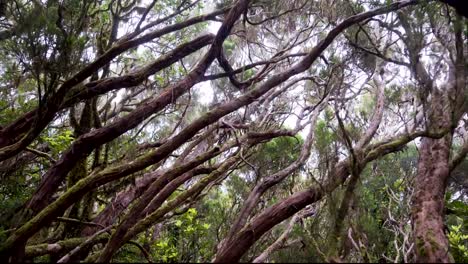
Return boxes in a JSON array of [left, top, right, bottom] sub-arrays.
[[0, 0, 467, 262]]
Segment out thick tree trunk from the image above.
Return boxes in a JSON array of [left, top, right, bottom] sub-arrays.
[[400, 8, 465, 263], [410, 86, 456, 263], [412, 135, 452, 263]]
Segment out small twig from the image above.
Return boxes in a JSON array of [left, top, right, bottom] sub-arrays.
[[253, 213, 300, 263], [0, 228, 16, 235], [127, 240, 153, 263], [57, 225, 112, 263], [55, 217, 106, 229], [26, 147, 56, 163], [347, 227, 360, 252], [311, 236, 328, 260]]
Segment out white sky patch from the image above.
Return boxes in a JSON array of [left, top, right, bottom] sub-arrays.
[[193, 81, 214, 105], [284, 114, 299, 131], [283, 84, 304, 129], [112, 89, 127, 109], [208, 21, 222, 34]]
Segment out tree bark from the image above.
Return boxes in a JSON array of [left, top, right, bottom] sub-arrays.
[[412, 135, 452, 263], [412, 90, 454, 262]]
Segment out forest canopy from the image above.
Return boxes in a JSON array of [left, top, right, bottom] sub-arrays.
[[0, 0, 467, 262]]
